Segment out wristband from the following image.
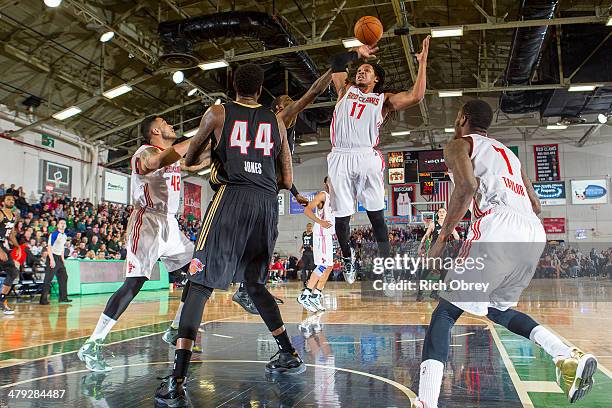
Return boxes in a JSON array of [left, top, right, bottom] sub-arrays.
[[331, 51, 358, 73], [290, 184, 300, 197]]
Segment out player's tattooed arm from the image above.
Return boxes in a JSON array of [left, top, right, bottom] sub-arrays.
[[521, 168, 542, 215], [180, 140, 212, 172], [185, 105, 224, 167], [279, 69, 332, 127], [138, 140, 191, 175], [276, 116, 293, 190], [439, 138, 477, 239], [304, 192, 332, 229], [383, 36, 430, 113]]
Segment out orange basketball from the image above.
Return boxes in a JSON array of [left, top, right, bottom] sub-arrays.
[[354, 16, 383, 46]]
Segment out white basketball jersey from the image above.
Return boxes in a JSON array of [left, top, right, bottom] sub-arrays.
[[397, 192, 411, 216], [130, 145, 182, 215], [450, 134, 534, 221], [330, 86, 385, 148], [315, 191, 335, 236]]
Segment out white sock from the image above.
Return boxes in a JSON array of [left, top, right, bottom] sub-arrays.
[[530, 325, 571, 363], [89, 314, 117, 343], [313, 288, 322, 296], [418, 359, 444, 408], [171, 302, 184, 329]]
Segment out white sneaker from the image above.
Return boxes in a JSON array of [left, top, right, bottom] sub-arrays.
[[297, 294, 317, 313], [342, 248, 356, 284], [309, 294, 326, 311]]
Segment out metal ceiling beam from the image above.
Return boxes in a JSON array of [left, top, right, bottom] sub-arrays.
[[64, 0, 160, 66], [220, 15, 608, 63], [90, 98, 203, 141], [390, 0, 431, 131], [576, 124, 602, 147]]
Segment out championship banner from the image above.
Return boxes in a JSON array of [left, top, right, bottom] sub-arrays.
[[183, 182, 202, 220], [534, 144, 560, 181], [543, 218, 566, 234], [391, 184, 416, 217], [533, 181, 566, 206]]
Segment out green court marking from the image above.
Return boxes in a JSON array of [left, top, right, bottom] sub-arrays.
[[0, 320, 172, 363], [494, 326, 612, 408]]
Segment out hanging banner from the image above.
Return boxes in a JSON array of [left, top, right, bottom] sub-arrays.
[[543, 218, 566, 234], [533, 144, 560, 181], [571, 179, 608, 205], [391, 184, 416, 217], [183, 182, 202, 220], [277, 193, 285, 216], [533, 181, 566, 206]]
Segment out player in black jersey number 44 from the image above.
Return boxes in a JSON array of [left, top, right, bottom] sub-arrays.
[[154, 64, 304, 408]]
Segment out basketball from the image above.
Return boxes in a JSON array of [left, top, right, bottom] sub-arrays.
[[354, 16, 383, 46]]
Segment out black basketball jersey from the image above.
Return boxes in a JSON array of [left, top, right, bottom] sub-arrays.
[[210, 102, 282, 194], [302, 231, 313, 251], [287, 125, 296, 154], [431, 221, 443, 244], [0, 210, 15, 245]]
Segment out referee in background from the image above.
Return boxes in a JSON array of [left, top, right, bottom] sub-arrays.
[[40, 219, 71, 305]]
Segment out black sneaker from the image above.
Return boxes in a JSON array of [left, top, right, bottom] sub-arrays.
[[155, 376, 189, 407], [265, 351, 306, 375], [60, 298, 73, 303], [232, 290, 258, 315]]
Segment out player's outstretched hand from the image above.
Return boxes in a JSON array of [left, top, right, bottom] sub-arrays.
[[296, 194, 309, 207], [355, 44, 379, 60], [416, 35, 431, 65]]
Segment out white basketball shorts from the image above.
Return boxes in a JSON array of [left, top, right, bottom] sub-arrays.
[[313, 234, 334, 267]]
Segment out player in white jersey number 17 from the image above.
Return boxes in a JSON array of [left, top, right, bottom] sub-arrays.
[[328, 36, 430, 284]]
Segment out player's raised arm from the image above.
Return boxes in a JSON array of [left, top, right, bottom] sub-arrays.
[[304, 192, 332, 229], [384, 36, 430, 113], [330, 45, 378, 98], [185, 105, 224, 167], [276, 116, 293, 190], [439, 138, 477, 239], [521, 168, 542, 216], [278, 69, 332, 126]]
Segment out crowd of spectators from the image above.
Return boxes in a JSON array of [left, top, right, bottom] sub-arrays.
[[0, 185, 200, 271], [535, 244, 612, 279]]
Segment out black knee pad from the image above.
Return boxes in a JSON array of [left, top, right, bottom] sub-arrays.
[[334, 216, 351, 258], [177, 282, 213, 341], [103, 277, 147, 320], [2, 265, 19, 287], [486, 307, 538, 339], [180, 280, 191, 302], [422, 299, 464, 363], [245, 282, 284, 332], [366, 210, 390, 257]]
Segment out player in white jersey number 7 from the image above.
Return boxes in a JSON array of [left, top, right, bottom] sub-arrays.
[[328, 36, 430, 284]]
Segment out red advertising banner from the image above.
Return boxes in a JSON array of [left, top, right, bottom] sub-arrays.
[[183, 182, 202, 220], [543, 218, 565, 234], [533, 144, 560, 181]]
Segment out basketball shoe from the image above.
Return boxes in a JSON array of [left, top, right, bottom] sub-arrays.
[[342, 247, 356, 284], [155, 376, 189, 407], [78, 339, 112, 372], [265, 351, 306, 375], [555, 347, 597, 403]]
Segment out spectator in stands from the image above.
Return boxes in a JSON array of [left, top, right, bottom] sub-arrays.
[[85, 250, 95, 260], [77, 242, 88, 258], [88, 235, 101, 253], [6, 184, 17, 196]]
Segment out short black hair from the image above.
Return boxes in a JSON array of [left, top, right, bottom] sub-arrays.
[[140, 116, 159, 143], [234, 63, 264, 97], [58, 218, 66, 223], [462, 100, 493, 131], [360, 63, 386, 93]]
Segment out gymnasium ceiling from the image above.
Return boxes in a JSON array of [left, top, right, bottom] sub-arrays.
[[0, 0, 610, 169]]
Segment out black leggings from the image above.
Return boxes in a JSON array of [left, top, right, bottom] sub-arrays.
[[103, 277, 147, 320], [1, 260, 19, 288]]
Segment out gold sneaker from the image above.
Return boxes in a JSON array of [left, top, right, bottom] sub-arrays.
[[411, 399, 425, 408], [555, 348, 597, 403]]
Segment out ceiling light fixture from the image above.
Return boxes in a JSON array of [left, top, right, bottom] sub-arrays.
[[184, 128, 198, 137], [99, 31, 115, 43], [44, 0, 62, 7], [342, 38, 364, 48], [299, 140, 318, 146], [431, 26, 463, 38], [568, 84, 597, 92], [546, 124, 568, 130], [172, 71, 184, 84], [198, 59, 229, 71], [102, 84, 132, 99], [444, 128, 454, 133], [198, 168, 211, 175], [597, 113, 608, 124], [187, 88, 198, 97], [438, 90, 463, 97], [52, 106, 82, 120], [391, 130, 411, 136]]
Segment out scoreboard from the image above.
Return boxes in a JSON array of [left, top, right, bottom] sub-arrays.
[[387, 149, 449, 185]]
